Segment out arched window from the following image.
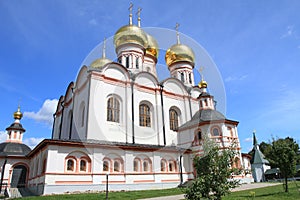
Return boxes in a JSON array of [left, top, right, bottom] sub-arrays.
[[80, 160, 87, 172], [139, 104, 151, 127], [161, 160, 166, 172], [169, 109, 179, 131], [107, 97, 120, 123], [143, 161, 149, 172], [193, 130, 202, 146], [114, 160, 120, 172], [212, 127, 220, 137], [103, 160, 109, 172], [133, 158, 140, 172], [168, 160, 176, 172], [67, 159, 75, 171], [188, 73, 192, 84]]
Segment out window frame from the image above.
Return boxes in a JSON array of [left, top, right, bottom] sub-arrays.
[[139, 103, 151, 127], [107, 96, 120, 123], [169, 109, 179, 131], [66, 158, 76, 172]]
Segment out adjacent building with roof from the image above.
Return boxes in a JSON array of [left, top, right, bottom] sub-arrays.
[[0, 6, 247, 197], [250, 131, 270, 182]]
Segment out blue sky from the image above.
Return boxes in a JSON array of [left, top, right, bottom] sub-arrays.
[[0, 0, 299, 151]]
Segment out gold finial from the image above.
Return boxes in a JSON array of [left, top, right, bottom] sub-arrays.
[[175, 23, 180, 44], [136, 7, 142, 27], [129, 2, 133, 25], [198, 67, 208, 88], [13, 105, 23, 120], [102, 37, 106, 58]]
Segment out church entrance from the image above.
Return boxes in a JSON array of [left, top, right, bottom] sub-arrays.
[[10, 165, 27, 188]]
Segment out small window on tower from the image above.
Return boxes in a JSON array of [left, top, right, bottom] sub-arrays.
[[212, 128, 220, 137], [189, 73, 192, 84], [136, 57, 139, 69], [197, 131, 202, 144], [126, 57, 130, 68], [180, 72, 184, 82]]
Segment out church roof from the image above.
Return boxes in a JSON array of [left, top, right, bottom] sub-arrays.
[[250, 132, 269, 165], [0, 142, 31, 156], [28, 139, 191, 157], [6, 122, 25, 132], [179, 109, 236, 130], [250, 146, 270, 165]]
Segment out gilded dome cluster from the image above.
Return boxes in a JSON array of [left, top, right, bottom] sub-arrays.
[[90, 6, 196, 71]]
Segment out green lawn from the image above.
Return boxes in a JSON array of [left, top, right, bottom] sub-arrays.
[[18, 188, 184, 200], [18, 182, 299, 200], [223, 182, 300, 200]]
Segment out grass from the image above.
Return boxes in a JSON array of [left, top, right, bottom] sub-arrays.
[[223, 182, 300, 200], [18, 187, 184, 200], [17, 182, 299, 200]]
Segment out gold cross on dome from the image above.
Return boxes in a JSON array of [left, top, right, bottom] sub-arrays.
[[129, 2, 133, 14], [175, 23, 180, 44], [199, 66, 205, 80], [136, 7, 142, 17], [175, 22, 180, 32]]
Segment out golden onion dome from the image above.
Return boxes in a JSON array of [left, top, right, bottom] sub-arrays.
[[165, 43, 195, 67], [198, 79, 208, 88], [13, 106, 23, 120], [145, 33, 159, 58], [114, 25, 148, 50], [90, 57, 112, 69]]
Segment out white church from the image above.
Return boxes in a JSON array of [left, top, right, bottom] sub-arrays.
[[0, 7, 247, 197]]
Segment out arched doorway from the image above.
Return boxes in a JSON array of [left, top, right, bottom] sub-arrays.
[[10, 165, 27, 188]]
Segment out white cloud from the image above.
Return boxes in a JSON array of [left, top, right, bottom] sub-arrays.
[[23, 137, 44, 149], [88, 19, 98, 26], [0, 131, 7, 143], [24, 99, 58, 127], [225, 74, 248, 82], [244, 137, 252, 142], [281, 25, 295, 38]]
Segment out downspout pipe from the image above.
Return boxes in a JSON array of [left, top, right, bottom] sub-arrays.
[[131, 80, 135, 144], [159, 84, 166, 146]]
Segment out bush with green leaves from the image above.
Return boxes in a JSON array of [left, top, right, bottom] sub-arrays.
[[185, 140, 240, 200]]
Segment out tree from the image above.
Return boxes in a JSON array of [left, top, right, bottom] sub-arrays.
[[185, 141, 240, 200], [267, 137, 298, 192]]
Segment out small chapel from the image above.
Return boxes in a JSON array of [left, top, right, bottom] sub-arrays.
[[0, 6, 247, 197]]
